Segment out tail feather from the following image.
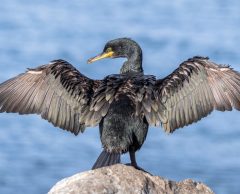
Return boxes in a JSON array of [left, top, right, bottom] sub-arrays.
[[92, 150, 121, 170]]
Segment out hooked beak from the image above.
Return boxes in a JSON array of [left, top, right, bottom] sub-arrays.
[[87, 51, 115, 64]]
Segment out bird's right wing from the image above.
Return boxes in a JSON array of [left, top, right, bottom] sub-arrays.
[[0, 60, 100, 135], [154, 56, 240, 133]]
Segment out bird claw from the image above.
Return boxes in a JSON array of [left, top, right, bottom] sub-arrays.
[[124, 163, 152, 175]]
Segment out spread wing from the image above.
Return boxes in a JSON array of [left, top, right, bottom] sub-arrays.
[[0, 60, 100, 135], [155, 56, 240, 133]]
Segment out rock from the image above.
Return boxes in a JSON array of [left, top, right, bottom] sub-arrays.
[[48, 164, 214, 194]]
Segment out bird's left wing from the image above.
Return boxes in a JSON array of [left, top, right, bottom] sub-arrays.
[[0, 60, 100, 135], [154, 56, 240, 133]]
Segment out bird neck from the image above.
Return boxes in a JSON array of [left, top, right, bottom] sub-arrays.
[[120, 51, 143, 74]]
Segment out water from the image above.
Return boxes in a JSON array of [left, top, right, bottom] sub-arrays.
[[0, 1, 240, 193]]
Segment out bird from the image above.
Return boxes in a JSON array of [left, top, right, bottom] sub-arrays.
[[0, 37, 240, 170]]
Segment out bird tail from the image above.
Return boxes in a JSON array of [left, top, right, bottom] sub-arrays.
[[92, 150, 121, 170]]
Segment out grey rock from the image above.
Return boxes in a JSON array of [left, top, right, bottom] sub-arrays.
[[48, 164, 214, 194]]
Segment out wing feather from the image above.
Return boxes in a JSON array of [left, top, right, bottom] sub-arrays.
[[155, 56, 240, 133], [0, 60, 100, 135]]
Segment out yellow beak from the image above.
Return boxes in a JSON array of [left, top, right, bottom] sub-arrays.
[[87, 51, 115, 64]]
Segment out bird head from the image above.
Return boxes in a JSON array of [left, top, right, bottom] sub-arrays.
[[87, 38, 141, 64]]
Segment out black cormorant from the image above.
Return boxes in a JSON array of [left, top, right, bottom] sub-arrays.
[[0, 38, 240, 170]]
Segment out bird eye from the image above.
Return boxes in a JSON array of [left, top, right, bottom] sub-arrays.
[[106, 47, 112, 52]]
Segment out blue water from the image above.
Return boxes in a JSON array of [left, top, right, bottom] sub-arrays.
[[0, 1, 240, 193]]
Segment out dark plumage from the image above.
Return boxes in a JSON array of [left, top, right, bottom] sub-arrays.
[[0, 38, 240, 170]]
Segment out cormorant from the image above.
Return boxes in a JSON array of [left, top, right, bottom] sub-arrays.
[[0, 38, 240, 170]]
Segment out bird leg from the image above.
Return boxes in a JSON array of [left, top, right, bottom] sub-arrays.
[[128, 150, 150, 174], [129, 150, 138, 167]]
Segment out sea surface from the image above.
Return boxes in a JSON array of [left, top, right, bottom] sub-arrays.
[[0, 1, 240, 194]]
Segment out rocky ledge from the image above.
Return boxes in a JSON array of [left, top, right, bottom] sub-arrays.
[[48, 164, 214, 194]]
